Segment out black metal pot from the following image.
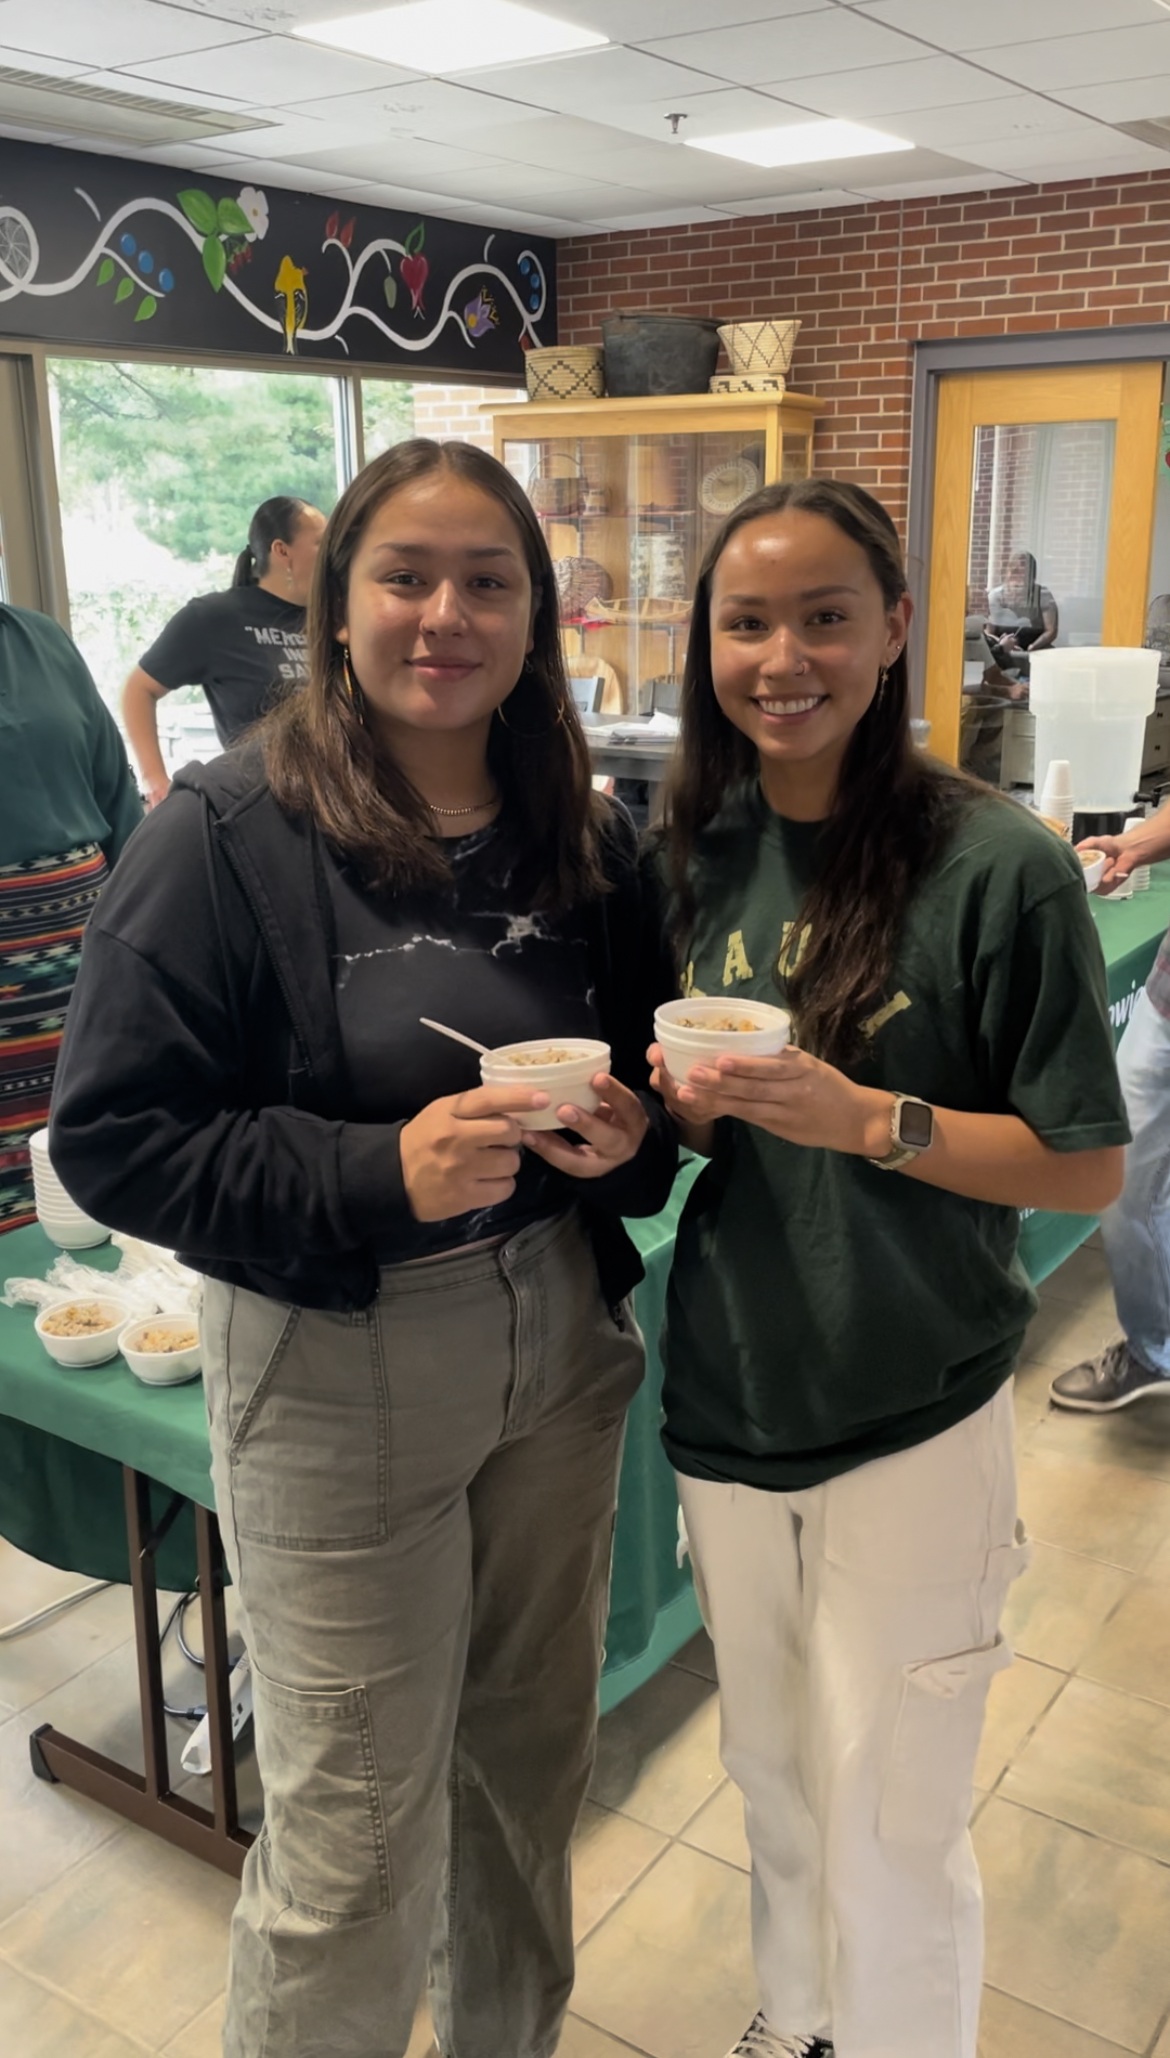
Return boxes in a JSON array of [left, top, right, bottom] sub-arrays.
[[601, 313, 722, 397]]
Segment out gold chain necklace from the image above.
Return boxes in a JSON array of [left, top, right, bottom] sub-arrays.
[[422, 791, 498, 817]]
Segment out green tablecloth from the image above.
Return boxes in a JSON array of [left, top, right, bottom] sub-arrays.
[[2, 868, 1164, 1706]]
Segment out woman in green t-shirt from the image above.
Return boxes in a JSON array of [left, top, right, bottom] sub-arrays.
[[649, 479, 1129, 2058]]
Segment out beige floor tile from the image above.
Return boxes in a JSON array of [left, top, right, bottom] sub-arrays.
[[0, 1546, 135, 1714], [160, 1993, 225, 2056], [589, 1665, 723, 1835], [0, 1659, 139, 1925], [977, 1985, 1132, 2056], [571, 1843, 755, 2058], [1002, 1542, 1132, 1671], [1038, 1246, 1117, 1308], [559, 2015, 650, 2056], [670, 1628, 717, 1685], [1016, 1447, 1170, 1571], [1012, 1358, 1057, 1435], [678, 1779, 750, 1873], [1153, 2012, 1170, 2057], [973, 1657, 1067, 1792], [1001, 1675, 1170, 1865], [572, 1801, 669, 1944], [0, 1957, 149, 2056], [1022, 1297, 1123, 1374], [0, 1826, 237, 2048], [975, 1798, 1170, 2050], [1023, 1399, 1170, 1483], [1079, 1578, 1170, 1706], [1148, 1533, 1170, 1586]]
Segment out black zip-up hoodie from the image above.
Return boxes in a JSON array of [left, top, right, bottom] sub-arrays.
[[50, 752, 678, 1311]]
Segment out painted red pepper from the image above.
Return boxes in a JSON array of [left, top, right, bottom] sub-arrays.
[[400, 222, 428, 317]]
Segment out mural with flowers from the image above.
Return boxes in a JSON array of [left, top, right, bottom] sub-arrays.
[[0, 139, 554, 375]]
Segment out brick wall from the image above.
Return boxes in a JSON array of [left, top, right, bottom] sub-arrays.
[[557, 170, 1170, 535], [410, 380, 525, 450]]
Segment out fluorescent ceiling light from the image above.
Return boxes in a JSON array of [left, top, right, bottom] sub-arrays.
[[687, 120, 912, 168], [295, 1, 607, 73]]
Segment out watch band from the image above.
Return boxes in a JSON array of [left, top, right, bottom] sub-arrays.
[[867, 1093, 934, 1170]]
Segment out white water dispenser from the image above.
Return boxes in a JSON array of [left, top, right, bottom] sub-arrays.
[[1029, 647, 1159, 815]]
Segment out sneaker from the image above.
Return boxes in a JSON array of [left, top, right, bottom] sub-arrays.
[[1049, 1339, 1170, 1412], [724, 2016, 834, 2058]]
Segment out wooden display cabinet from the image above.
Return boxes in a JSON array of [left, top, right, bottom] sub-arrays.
[[490, 392, 824, 719]]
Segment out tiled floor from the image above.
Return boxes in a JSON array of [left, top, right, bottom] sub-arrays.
[[3, 1237, 1170, 2056]]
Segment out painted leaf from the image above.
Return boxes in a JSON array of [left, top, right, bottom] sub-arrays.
[[97, 257, 114, 286], [178, 188, 218, 234], [202, 234, 227, 292], [135, 294, 158, 322], [217, 196, 251, 236], [114, 276, 134, 303], [325, 211, 340, 240], [382, 273, 398, 308], [405, 221, 426, 256], [339, 217, 355, 248]]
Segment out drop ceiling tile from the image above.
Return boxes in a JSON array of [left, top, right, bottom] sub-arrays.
[[76, 68, 262, 111], [115, 32, 416, 101], [0, 0, 256, 67], [975, 23, 1170, 94], [146, 0, 395, 22], [209, 116, 353, 158], [706, 186, 870, 216], [574, 0, 835, 36], [190, 155, 374, 194], [280, 79, 551, 139], [1045, 76, 1170, 125], [287, 140, 512, 184], [637, 10, 933, 88], [963, 131, 1169, 176], [462, 47, 726, 116], [394, 160, 624, 204], [855, 169, 1027, 199], [586, 203, 739, 228], [0, 42, 86, 77], [857, 0, 1154, 51], [756, 54, 1006, 121], [887, 94, 1112, 153], [564, 84, 817, 149], [413, 196, 597, 234]]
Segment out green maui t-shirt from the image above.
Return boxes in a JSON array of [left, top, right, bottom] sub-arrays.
[[660, 782, 1131, 1490]]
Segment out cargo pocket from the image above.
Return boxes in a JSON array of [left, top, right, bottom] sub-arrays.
[[879, 1634, 1014, 1847], [252, 1663, 392, 1922]]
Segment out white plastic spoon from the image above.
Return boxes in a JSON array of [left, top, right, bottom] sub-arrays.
[[419, 1017, 490, 1057]]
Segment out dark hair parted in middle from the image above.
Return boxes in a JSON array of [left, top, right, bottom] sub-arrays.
[[262, 438, 607, 912], [665, 476, 980, 1068]]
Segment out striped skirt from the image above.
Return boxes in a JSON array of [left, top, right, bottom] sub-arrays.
[[0, 843, 109, 1233]]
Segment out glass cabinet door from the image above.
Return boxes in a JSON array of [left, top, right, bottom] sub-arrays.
[[500, 412, 806, 719]]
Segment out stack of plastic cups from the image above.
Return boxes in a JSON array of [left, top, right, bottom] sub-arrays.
[[1038, 759, 1075, 838], [1122, 813, 1152, 893], [27, 1128, 109, 1250]]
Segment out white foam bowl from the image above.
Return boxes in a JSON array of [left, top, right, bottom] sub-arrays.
[[35, 1294, 133, 1368], [479, 1038, 611, 1130], [1078, 850, 1107, 893], [120, 1314, 203, 1386], [654, 997, 791, 1083], [35, 1214, 111, 1251]]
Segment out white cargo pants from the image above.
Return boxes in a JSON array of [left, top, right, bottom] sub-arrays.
[[676, 1382, 1029, 2058]]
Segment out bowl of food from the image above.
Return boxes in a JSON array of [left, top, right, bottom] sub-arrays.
[[479, 1038, 612, 1130], [654, 997, 791, 1084], [35, 1295, 132, 1368], [119, 1313, 202, 1386], [1078, 848, 1107, 893]]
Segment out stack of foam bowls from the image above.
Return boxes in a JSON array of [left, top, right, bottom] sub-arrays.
[[28, 1127, 110, 1249]]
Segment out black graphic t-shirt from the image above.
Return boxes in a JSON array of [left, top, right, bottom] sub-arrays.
[[658, 782, 1130, 1490], [138, 586, 308, 747], [326, 823, 602, 1264]]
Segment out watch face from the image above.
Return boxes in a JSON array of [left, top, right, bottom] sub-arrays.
[[898, 1099, 934, 1149]]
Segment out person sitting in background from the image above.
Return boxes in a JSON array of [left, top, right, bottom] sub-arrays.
[[1051, 797, 1170, 1412], [985, 549, 1058, 685], [0, 601, 141, 1230], [121, 494, 326, 806]]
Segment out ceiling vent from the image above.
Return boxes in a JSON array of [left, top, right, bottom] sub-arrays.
[[1115, 116, 1170, 154], [0, 67, 274, 148]]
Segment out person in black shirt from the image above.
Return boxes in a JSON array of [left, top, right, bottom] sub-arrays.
[[51, 439, 677, 2058], [122, 493, 326, 805]]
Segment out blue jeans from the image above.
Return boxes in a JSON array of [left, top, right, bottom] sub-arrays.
[[1102, 987, 1170, 1375]]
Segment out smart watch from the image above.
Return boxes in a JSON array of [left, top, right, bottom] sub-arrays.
[[868, 1093, 935, 1170]]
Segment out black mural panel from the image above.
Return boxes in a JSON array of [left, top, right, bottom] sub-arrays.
[[0, 139, 556, 373]]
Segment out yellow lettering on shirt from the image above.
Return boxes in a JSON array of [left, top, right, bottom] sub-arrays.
[[861, 991, 912, 1039], [722, 930, 753, 987], [681, 962, 708, 999], [777, 921, 812, 977]]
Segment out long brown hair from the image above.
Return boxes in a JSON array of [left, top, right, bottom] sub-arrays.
[[263, 438, 606, 909], [665, 477, 977, 1067]]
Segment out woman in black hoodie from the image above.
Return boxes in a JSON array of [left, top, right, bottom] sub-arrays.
[[51, 439, 676, 2058]]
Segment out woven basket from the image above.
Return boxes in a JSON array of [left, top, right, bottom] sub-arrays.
[[553, 555, 613, 618], [529, 450, 586, 519], [716, 318, 801, 377], [526, 345, 605, 401]]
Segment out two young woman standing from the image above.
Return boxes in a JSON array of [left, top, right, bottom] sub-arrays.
[[52, 450, 1126, 2058]]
